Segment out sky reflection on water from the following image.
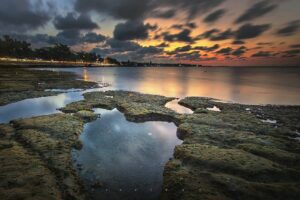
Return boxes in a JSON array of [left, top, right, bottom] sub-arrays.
[[72, 108, 181, 200], [41, 67, 300, 105]]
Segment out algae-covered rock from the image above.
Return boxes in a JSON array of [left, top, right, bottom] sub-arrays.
[[10, 114, 89, 200], [75, 110, 99, 122], [0, 67, 98, 106], [162, 96, 300, 200], [62, 90, 178, 123], [0, 140, 62, 200]]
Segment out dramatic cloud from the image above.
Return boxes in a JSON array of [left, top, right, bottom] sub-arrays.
[[75, 0, 154, 20], [54, 13, 99, 31], [153, 9, 176, 19], [277, 20, 300, 36], [94, 38, 163, 61], [216, 47, 233, 55], [165, 0, 227, 20], [156, 42, 169, 48], [203, 9, 226, 23], [232, 40, 245, 45], [171, 23, 197, 30], [282, 49, 300, 57], [199, 29, 220, 39], [113, 20, 156, 41], [231, 46, 247, 56], [168, 45, 192, 54], [75, 0, 226, 20], [235, 0, 277, 24], [210, 29, 234, 41], [163, 29, 193, 43], [235, 23, 271, 40], [290, 44, 300, 48], [106, 39, 141, 52], [257, 42, 273, 46], [0, 0, 52, 32], [174, 51, 201, 61], [194, 44, 220, 52], [252, 51, 273, 57], [82, 32, 107, 43]]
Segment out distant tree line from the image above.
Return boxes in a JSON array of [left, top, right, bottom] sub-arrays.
[[0, 35, 104, 62]]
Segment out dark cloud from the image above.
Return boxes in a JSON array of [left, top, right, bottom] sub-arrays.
[[235, 0, 277, 24], [198, 29, 220, 39], [235, 23, 271, 40], [252, 51, 273, 57], [167, 45, 192, 55], [106, 39, 141, 52], [93, 39, 163, 61], [75, 0, 154, 20], [257, 42, 273, 46], [82, 33, 107, 43], [199, 23, 270, 41], [231, 46, 247, 56], [49, 30, 81, 45], [0, 0, 52, 32], [277, 20, 300, 36], [163, 29, 193, 43], [232, 40, 245, 45], [17, 31, 107, 47], [194, 44, 220, 52], [54, 13, 99, 31], [203, 9, 226, 23], [156, 42, 169, 48], [282, 49, 300, 57], [174, 51, 200, 60], [153, 9, 176, 19], [113, 20, 156, 41], [171, 23, 197, 30], [186, 23, 197, 29], [166, 0, 227, 20], [210, 29, 234, 41], [216, 47, 233, 55], [75, 0, 226, 21], [290, 44, 300, 48]]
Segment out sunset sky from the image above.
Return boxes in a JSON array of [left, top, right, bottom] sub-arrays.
[[1, 0, 300, 66]]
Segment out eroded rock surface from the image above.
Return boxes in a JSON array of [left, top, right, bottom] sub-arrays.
[[161, 96, 300, 200], [0, 113, 97, 200], [1, 90, 299, 200], [0, 67, 97, 106]]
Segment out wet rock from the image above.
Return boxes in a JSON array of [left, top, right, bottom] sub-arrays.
[[75, 110, 98, 122], [0, 67, 98, 106], [163, 96, 300, 200], [0, 141, 13, 150]]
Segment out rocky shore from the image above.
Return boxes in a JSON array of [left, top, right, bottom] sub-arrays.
[[0, 68, 299, 200], [0, 67, 97, 106]]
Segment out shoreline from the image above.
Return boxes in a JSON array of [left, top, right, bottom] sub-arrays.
[[0, 68, 299, 200]]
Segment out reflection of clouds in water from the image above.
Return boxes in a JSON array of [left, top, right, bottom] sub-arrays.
[[74, 108, 181, 199], [39, 67, 300, 105], [0, 92, 84, 123]]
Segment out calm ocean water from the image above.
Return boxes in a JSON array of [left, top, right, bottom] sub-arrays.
[[1, 66, 299, 199], [47, 66, 300, 105]]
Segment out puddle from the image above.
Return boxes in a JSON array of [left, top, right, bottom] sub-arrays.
[[261, 119, 277, 124], [44, 88, 84, 92], [207, 106, 221, 112], [165, 99, 193, 114], [72, 108, 182, 200], [0, 88, 104, 123]]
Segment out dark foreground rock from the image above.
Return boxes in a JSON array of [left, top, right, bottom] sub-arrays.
[[0, 112, 99, 200], [0, 90, 299, 200], [0, 67, 98, 106], [161, 97, 300, 200]]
